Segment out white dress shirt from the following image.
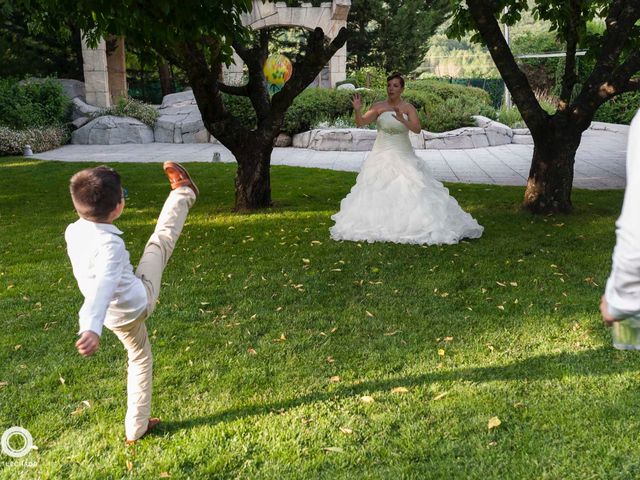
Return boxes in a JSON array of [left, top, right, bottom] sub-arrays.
[[65, 218, 148, 335], [605, 111, 640, 319]]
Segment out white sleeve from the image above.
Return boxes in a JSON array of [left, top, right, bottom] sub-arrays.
[[605, 111, 640, 319], [77, 239, 125, 336]]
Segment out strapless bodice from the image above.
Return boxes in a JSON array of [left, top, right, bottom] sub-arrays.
[[376, 111, 409, 135]]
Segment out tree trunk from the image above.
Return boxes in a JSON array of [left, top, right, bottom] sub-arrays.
[[233, 142, 273, 211], [158, 63, 173, 97], [522, 130, 582, 214]]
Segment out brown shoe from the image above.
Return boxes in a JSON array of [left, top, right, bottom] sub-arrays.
[[125, 417, 161, 445], [163, 161, 199, 197]]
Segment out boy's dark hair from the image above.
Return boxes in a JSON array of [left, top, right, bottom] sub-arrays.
[[69, 166, 122, 222], [386, 72, 405, 88]]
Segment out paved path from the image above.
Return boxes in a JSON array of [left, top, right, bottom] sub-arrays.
[[34, 128, 628, 189]]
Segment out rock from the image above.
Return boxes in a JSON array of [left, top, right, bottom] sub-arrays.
[[71, 116, 154, 144], [424, 127, 489, 149], [512, 134, 534, 145], [292, 129, 377, 151], [292, 131, 312, 148], [155, 96, 210, 143], [512, 128, 530, 135], [274, 133, 292, 147], [57, 79, 86, 100], [589, 121, 630, 135], [71, 97, 101, 120], [160, 90, 197, 108], [71, 117, 91, 129], [472, 115, 512, 146], [337, 83, 356, 90]]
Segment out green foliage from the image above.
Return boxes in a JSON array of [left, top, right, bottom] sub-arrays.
[[94, 97, 159, 127], [593, 92, 640, 125], [0, 78, 71, 129], [0, 6, 83, 80], [350, 67, 388, 90], [348, 0, 450, 74], [0, 126, 69, 155], [282, 88, 356, 134], [497, 93, 557, 128]]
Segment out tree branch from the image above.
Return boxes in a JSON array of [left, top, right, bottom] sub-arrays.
[[464, 0, 546, 136], [217, 82, 249, 96], [558, 0, 581, 109], [234, 29, 270, 121]]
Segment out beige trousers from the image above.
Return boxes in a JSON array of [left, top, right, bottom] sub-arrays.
[[109, 187, 195, 441]]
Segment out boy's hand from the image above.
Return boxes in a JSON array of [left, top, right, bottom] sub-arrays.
[[76, 331, 100, 356], [601, 295, 618, 327]]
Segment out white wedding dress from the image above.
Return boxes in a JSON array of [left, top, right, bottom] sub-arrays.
[[330, 111, 484, 245]]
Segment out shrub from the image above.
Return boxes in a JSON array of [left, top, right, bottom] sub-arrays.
[[0, 126, 70, 156], [94, 97, 159, 126], [593, 92, 640, 125], [350, 67, 388, 89], [0, 78, 71, 130]]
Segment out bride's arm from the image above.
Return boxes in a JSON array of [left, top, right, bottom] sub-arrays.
[[393, 104, 422, 134], [352, 95, 379, 127]]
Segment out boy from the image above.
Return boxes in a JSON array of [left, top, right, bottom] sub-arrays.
[[65, 162, 198, 444]]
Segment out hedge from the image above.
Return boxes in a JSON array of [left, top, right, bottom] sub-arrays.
[[0, 126, 69, 156], [0, 78, 71, 130]]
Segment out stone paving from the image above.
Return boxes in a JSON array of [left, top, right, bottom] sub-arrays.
[[33, 127, 628, 189]]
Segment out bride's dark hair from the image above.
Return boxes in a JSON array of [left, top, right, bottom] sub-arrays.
[[386, 72, 405, 88]]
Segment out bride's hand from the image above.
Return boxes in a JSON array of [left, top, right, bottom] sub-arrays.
[[352, 93, 362, 111], [391, 106, 405, 123]]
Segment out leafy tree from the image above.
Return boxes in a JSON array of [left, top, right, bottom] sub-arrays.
[[0, 4, 83, 79], [450, 0, 640, 213], [348, 0, 450, 74], [26, 0, 347, 210]]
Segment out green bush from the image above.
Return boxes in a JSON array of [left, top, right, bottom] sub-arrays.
[[94, 97, 159, 126], [217, 80, 496, 136], [593, 92, 640, 125], [0, 126, 69, 156], [350, 67, 388, 89], [0, 78, 71, 130]]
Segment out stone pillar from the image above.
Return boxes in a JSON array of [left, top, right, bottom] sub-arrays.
[[107, 37, 127, 103], [81, 37, 111, 107], [329, 43, 347, 87], [222, 51, 245, 86]]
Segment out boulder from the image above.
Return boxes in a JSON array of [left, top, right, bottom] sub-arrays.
[[512, 134, 533, 145], [155, 91, 211, 143], [71, 116, 154, 144], [337, 83, 356, 90], [292, 130, 312, 148], [472, 115, 512, 146], [274, 133, 292, 147], [424, 127, 489, 149], [71, 97, 101, 121], [292, 129, 377, 151]]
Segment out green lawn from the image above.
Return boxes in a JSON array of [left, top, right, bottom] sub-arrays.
[[0, 157, 636, 479]]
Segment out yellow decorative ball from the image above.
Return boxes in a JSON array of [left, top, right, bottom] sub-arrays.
[[263, 54, 293, 87]]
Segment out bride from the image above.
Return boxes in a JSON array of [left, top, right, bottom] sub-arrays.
[[330, 73, 484, 245]]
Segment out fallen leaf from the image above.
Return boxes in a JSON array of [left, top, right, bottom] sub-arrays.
[[384, 330, 400, 336], [438, 349, 445, 356], [339, 427, 353, 435], [302, 258, 310, 264], [487, 441, 498, 447], [59, 376, 65, 385], [14, 344, 21, 351], [322, 446, 344, 453], [326, 356, 335, 364], [0, 382, 8, 389], [391, 387, 409, 394], [432, 392, 448, 401], [487, 416, 502, 431], [126, 460, 133, 471], [444, 336, 453, 342], [365, 310, 375, 317], [496, 281, 506, 287], [311, 240, 322, 245], [160, 473, 171, 478], [247, 348, 257, 355], [360, 395, 375, 403], [330, 376, 341, 383], [82, 400, 91, 408], [509, 282, 518, 287]]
